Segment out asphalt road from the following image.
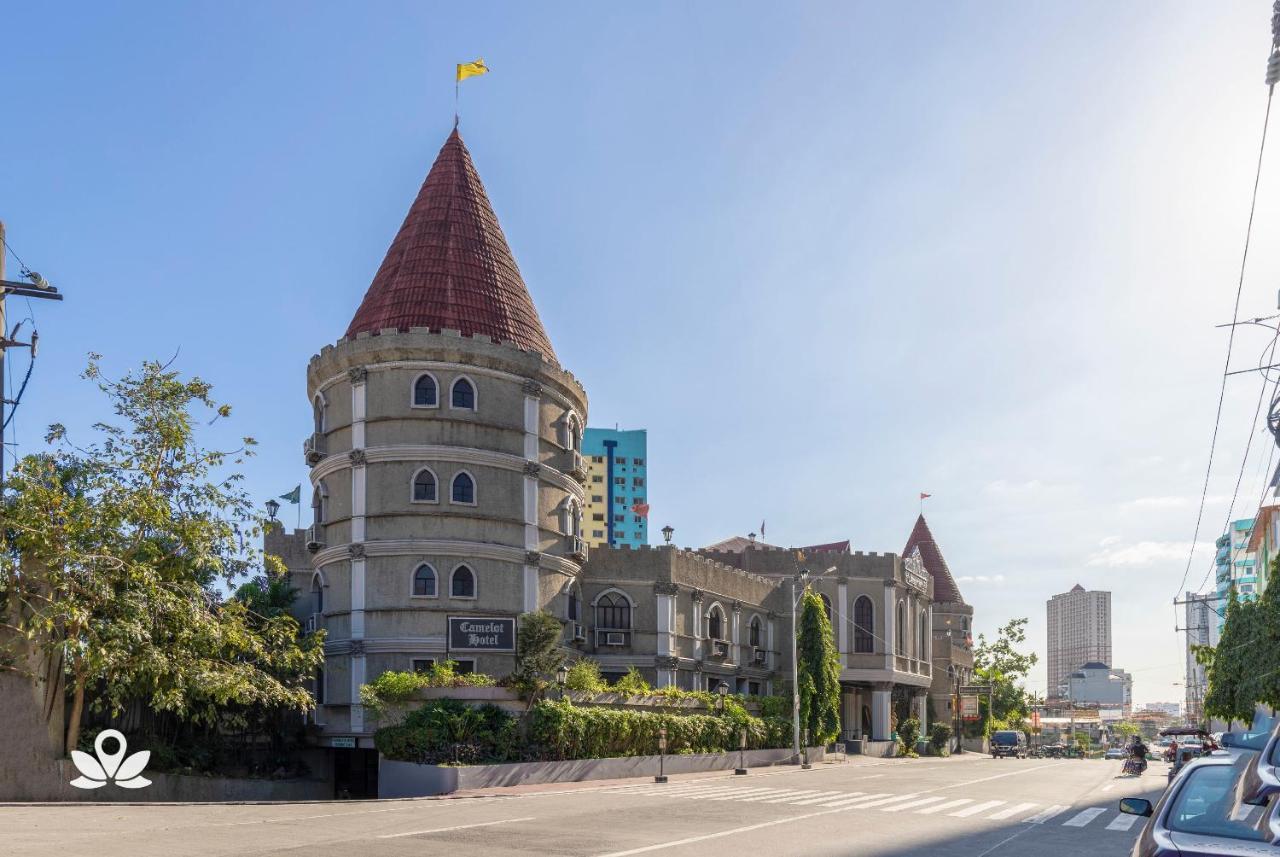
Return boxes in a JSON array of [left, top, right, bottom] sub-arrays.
[[0, 754, 1167, 857]]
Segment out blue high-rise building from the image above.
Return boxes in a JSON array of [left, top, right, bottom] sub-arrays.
[[582, 428, 648, 548]]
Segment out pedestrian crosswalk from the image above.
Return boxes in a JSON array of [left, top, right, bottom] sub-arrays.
[[600, 782, 1144, 833]]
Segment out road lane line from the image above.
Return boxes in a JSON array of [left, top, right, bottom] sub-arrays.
[[917, 799, 972, 815], [1106, 814, 1140, 831], [817, 792, 891, 808], [377, 817, 535, 839], [671, 787, 759, 800], [841, 793, 921, 810], [987, 802, 1038, 820], [950, 800, 1005, 818], [1023, 805, 1070, 824], [1063, 808, 1107, 827], [880, 796, 947, 812], [737, 789, 806, 802], [706, 788, 786, 801], [781, 791, 853, 805], [1101, 783, 1117, 792]]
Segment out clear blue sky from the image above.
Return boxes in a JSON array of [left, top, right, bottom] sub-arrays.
[[4, 2, 1280, 704]]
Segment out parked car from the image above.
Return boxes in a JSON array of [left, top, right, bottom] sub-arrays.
[[990, 730, 1028, 759], [1119, 750, 1269, 856], [1104, 746, 1127, 760]]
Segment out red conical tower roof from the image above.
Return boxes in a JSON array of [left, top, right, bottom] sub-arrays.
[[345, 129, 557, 360], [903, 514, 964, 604]]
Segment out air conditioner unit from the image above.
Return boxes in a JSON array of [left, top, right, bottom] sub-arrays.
[[752, 648, 767, 665], [604, 631, 627, 647], [572, 623, 586, 642], [570, 536, 588, 561], [305, 524, 325, 552], [303, 432, 326, 466], [712, 640, 730, 659]]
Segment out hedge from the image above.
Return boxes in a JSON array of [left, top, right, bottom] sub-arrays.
[[374, 698, 791, 765]]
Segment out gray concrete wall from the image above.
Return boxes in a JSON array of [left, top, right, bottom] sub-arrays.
[[379, 746, 828, 797]]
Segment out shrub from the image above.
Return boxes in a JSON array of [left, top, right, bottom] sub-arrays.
[[374, 699, 518, 765], [611, 666, 652, 695], [928, 722, 952, 756], [564, 659, 607, 693], [898, 717, 921, 758], [360, 663, 496, 714]]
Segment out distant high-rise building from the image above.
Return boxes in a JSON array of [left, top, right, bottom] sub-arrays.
[[1216, 518, 1259, 634], [1140, 701, 1183, 719], [1046, 585, 1112, 701], [582, 428, 647, 548], [1183, 590, 1221, 725], [1066, 662, 1132, 714]]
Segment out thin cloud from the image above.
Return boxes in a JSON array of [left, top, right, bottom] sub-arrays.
[[955, 574, 1006, 584], [1086, 540, 1212, 567]]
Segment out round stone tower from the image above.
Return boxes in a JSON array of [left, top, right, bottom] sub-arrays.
[[304, 130, 587, 734]]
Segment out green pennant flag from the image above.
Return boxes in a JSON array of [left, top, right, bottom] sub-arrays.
[[279, 485, 301, 504]]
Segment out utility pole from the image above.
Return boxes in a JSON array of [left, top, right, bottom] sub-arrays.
[[0, 221, 64, 492]]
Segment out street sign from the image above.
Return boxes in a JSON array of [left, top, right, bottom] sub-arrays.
[[959, 685, 992, 695], [448, 616, 516, 652], [961, 696, 980, 718], [330, 736, 356, 749]]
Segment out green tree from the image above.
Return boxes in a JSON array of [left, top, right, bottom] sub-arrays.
[[796, 590, 841, 745], [1203, 587, 1264, 725], [1111, 721, 1139, 742], [973, 618, 1038, 728], [512, 610, 565, 697], [0, 357, 323, 752]]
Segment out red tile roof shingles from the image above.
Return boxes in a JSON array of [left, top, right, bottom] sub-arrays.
[[345, 129, 557, 360], [903, 514, 964, 604]]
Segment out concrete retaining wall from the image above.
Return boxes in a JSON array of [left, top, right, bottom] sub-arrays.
[[379, 746, 828, 797], [859, 740, 899, 759], [2, 759, 331, 803]]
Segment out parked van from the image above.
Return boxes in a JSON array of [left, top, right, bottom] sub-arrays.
[[991, 730, 1028, 759]]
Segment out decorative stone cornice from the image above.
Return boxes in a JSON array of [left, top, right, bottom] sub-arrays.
[[654, 582, 679, 596], [349, 449, 367, 466], [693, 660, 704, 672], [691, 589, 704, 603], [349, 543, 366, 559], [523, 461, 541, 476], [525, 550, 542, 565], [349, 640, 366, 656], [312, 538, 580, 576], [654, 655, 679, 670], [347, 366, 368, 384], [522, 379, 542, 396], [767, 611, 779, 621], [731, 601, 743, 614]]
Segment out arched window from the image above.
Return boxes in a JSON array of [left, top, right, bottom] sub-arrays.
[[312, 394, 325, 433], [559, 498, 581, 536], [559, 412, 579, 450], [567, 586, 580, 622], [311, 481, 328, 526], [412, 564, 437, 597], [706, 604, 724, 641], [310, 573, 324, 613], [896, 600, 907, 655], [450, 565, 476, 598], [451, 471, 475, 504], [412, 468, 438, 502], [595, 591, 632, 629], [918, 609, 928, 659], [853, 596, 874, 653], [451, 377, 476, 410], [413, 373, 438, 407], [819, 593, 832, 622], [749, 616, 762, 648]]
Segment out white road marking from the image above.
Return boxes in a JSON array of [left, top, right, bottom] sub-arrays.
[[880, 796, 948, 812], [1101, 783, 1117, 792], [707, 788, 786, 801], [843, 793, 922, 810], [758, 790, 824, 803], [950, 800, 1005, 818], [673, 787, 760, 800], [818, 792, 891, 808], [987, 802, 1038, 820], [378, 817, 535, 839], [1063, 808, 1107, 827], [737, 789, 806, 802], [917, 799, 973, 815], [1023, 805, 1070, 824], [786, 791, 861, 805], [1106, 814, 1140, 831]]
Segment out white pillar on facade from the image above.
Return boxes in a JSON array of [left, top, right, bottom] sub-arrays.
[[837, 580, 849, 658], [522, 387, 541, 613], [915, 692, 929, 735], [692, 595, 704, 661], [883, 582, 896, 670], [656, 585, 676, 656], [348, 369, 367, 732], [871, 683, 892, 741], [731, 604, 741, 665], [767, 616, 777, 670]]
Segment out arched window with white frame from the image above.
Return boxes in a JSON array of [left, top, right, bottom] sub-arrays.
[[450, 564, 476, 599], [559, 497, 581, 536], [310, 572, 324, 614], [450, 377, 477, 410], [412, 373, 439, 408], [412, 564, 438, 597], [918, 609, 928, 660], [311, 480, 328, 527], [412, 467, 438, 503], [706, 603, 725, 641], [896, 600, 907, 655], [749, 615, 762, 648], [312, 394, 326, 434], [450, 471, 476, 505], [594, 590, 633, 629], [558, 411, 580, 451]]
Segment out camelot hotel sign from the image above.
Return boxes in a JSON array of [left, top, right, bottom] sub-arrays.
[[448, 617, 516, 652]]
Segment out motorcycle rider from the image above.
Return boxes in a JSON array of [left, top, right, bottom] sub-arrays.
[[1128, 736, 1149, 774]]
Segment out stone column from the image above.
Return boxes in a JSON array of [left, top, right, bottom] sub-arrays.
[[691, 590, 704, 661], [731, 602, 741, 665], [914, 690, 929, 735], [655, 656, 678, 689], [655, 583, 677, 658], [521, 381, 542, 613], [871, 682, 893, 742], [347, 368, 368, 733], [767, 612, 777, 671], [883, 581, 896, 671], [836, 579, 849, 661]]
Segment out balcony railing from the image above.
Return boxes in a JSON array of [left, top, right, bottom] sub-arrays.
[[569, 536, 588, 561]]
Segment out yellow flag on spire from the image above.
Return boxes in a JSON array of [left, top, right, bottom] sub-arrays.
[[457, 59, 489, 82]]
